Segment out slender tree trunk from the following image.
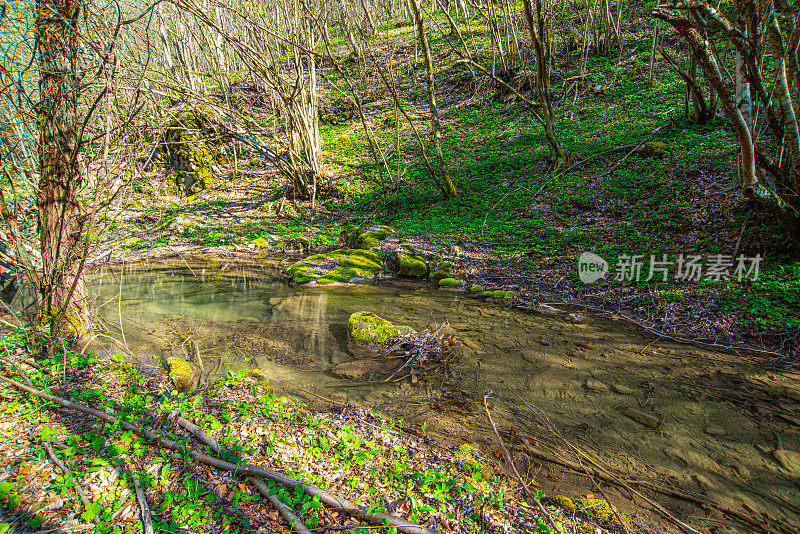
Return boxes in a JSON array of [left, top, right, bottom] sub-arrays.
[[409, 0, 456, 198], [522, 0, 564, 167], [36, 0, 89, 337]]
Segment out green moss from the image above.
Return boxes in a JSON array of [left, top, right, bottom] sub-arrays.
[[287, 249, 382, 284], [574, 498, 614, 520], [166, 357, 197, 391], [347, 312, 415, 344], [317, 267, 369, 284], [431, 262, 455, 279], [251, 237, 270, 249], [439, 277, 462, 287], [483, 290, 516, 300], [641, 141, 667, 158], [342, 249, 383, 271], [341, 225, 396, 249], [552, 495, 575, 511], [287, 263, 316, 284], [395, 251, 427, 277], [469, 285, 484, 294]]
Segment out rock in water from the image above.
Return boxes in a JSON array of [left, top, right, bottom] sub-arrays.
[[286, 249, 384, 284], [774, 449, 800, 475], [611, 384, 636, 395], [346, 311, 415, 357], [623, 407, 661, 429], [348, 311, 415, 344], [704, 425, 727, 437], [166, 357, 200, 391], [585, 378, 609, 392], [332, 359, 385, 380]]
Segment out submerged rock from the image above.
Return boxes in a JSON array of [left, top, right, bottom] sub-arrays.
[[566, 313, 585, 324], [332, 358, 386, 380], [166, 356, 201, 391], [623, 407, 661, 429]]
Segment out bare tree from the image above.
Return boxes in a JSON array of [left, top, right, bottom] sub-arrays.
[[654, 0, 800, 242], [409, 0, 457, 198]]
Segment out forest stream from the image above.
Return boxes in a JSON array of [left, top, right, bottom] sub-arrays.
[[89, 259, 800, 533]]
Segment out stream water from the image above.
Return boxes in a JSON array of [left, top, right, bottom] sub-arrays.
[[89, 259, 800, 533]]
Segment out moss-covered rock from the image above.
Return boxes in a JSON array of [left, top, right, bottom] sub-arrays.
[[430, 262, 455, 280], [166, 356, 200, 391], [483, 290, 516, 302], [388, 247, 428, 278], [341, 225, 396, 250], [640, 141, 667, 159], [468, 285, 484, 295], [438, 277, 463, 288], [574, 498, 615, 520], [552, 495, 576, 511], [287, 249, 384, 285], [347, 311, 415, 345]]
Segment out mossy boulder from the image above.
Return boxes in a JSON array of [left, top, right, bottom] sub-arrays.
[[639, 141, 668, 159], [347, 311, 415, 345], [163, 106, 218, 196], [430, 262, 455, 280], [468, 285, 484, 296], [341, 224, 396, 250], [287, 249, 384, 285], [166, 357, 201, 391], [438, 277, 463, 291], [387, 247, 428, 278]]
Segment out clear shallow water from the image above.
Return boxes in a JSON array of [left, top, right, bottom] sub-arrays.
[[90, 259, 800, 533]]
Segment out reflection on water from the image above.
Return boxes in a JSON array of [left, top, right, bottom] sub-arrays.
[[90, 260, 800, 533]]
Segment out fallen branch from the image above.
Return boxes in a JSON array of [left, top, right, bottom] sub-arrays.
[[131, 470, 155, 534], [0, 374, 434, 534], [43, 441, 99, 524]]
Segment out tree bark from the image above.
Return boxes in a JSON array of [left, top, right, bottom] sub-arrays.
[[36, 0, 89, 337], [409, 0, 457, 198]]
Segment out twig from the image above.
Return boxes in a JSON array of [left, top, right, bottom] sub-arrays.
[[177, 413, 311, 534], [483, 392, 560, 534], [131, 471, 155, 534]]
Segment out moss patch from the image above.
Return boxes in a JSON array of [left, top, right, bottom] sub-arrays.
[[469, 285, 484, 294], [430, 262, 455, 279], [347, 311, 415, 344], [341, 225, 396, 249], [439, 277, 462, 287], [483, 290, 516, 300]]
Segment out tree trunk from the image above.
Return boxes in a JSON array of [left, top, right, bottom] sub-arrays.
[[409, 0, 456, 198], [522, 0, 564, 167], [36, 0, 89, 338]]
